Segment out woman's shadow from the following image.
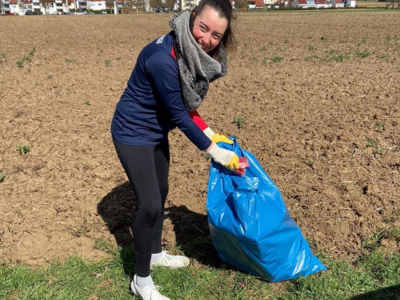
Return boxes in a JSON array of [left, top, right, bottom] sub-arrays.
[[349, 285, 400, 300], [97, 182, 221, 277]]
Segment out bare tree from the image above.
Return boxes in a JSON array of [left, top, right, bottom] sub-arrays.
[[235, 0, 247, 9], [106, 0, 114, 12], [136, 0, 146, 10], [18, 0, 26, 13], [124, 0, 136, 11], [39, 0, 53, 14], [165, 0, 175, 9], [64, 0, 70, 12], [39, 0, 50, 14], [149, 0, 162, 9]]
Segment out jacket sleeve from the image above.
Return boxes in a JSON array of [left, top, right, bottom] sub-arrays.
[[189, 110, 209, 131], [145, 52, 212, 151]]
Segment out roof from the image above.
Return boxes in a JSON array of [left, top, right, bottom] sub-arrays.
[[335, 0, 344, 3], [315, 0, 326, 4], [248, 0, 265, 6], [297, 0, 307, 4]]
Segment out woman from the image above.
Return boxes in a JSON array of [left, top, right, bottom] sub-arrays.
[[111, 1, 237, 299]]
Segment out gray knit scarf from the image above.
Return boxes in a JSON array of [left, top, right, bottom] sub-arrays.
[[169, 10, 227, 112]]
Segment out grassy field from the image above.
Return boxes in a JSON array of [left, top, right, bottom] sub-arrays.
[[356, 1, 391, 8], [1, 238, 400, 299]]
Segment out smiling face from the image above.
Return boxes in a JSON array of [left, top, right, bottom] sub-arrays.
[[192, 5, 229, 54]]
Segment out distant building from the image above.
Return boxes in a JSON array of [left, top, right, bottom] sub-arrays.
[[292, 0, 347, 8], [331, 0, 344, 7], [292, 0, 307, 8], [87, 0, 106, 11], [0, 0, 124, 14], [275, 0, 291, 6], [7, 0, 20, 15], [178, 0, 232, 10], [248, 0, 264, 8], [263, 0, 274, 4], [314, 0, 326, 8]]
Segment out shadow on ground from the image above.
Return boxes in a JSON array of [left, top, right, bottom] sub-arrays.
[[349, 285, 400, 300], [97, 182, 136, 248], [165, 205, 220, 267], [97, 183, 222, 277]]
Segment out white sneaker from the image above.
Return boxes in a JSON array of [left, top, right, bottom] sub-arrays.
[[130, 275, 170, 300], [150, 251, 190, 269]]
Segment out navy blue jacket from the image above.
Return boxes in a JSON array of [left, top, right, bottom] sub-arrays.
[[111, 31, 212, 151]]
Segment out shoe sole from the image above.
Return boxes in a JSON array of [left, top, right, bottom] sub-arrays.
[[130, 281, 142, 298], [150, 261, 190, 269]]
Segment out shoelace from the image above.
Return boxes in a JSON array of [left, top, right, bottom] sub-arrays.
[[157, 251, 173, 262], [151, 285, 163, 292], [163, 251, 173, 260]]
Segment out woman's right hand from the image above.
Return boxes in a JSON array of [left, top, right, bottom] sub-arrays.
[[205, 143, 239, 172]]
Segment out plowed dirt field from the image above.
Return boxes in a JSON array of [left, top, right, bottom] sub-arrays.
[[1, 11, 399, 267]]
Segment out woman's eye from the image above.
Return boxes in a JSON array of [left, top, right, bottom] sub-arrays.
[[213, 35, 221, 40], [200, 26, 207, 32]]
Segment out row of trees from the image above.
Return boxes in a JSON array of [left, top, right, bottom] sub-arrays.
[[123, 0, 146, 11], [149, 0, 175, 9], [122, 0, 176, 12]]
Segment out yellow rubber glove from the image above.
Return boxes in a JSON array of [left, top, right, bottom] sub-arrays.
[[203, 128, 233, 145], [211, 134, 234, 145], [206, 143, 239, 172]]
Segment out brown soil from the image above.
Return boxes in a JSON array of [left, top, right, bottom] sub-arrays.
[[1, 11, 400, 268]]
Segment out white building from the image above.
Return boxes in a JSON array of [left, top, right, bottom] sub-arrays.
[[39, 0, 70, 15], [343, 0, 355, 6], [0, 0, 120, 14], [292, 0, 308, 8], [1, 0, 20, 15], [87, 0, 106, 10], [331, 0, 344, 7], [314, 0, 326, 8]]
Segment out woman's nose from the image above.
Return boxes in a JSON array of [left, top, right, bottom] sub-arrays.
[[203, 33, 211, 45]]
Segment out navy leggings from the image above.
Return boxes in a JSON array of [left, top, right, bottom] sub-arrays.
[[113, 139, 170, 277]]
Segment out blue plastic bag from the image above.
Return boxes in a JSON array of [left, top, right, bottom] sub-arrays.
[[206, 137, 327, 282]]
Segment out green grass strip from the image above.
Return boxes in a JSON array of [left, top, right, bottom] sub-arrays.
[[1, 244, 399, 299]]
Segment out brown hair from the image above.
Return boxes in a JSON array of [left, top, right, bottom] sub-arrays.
[[193, 0, 237, 53]]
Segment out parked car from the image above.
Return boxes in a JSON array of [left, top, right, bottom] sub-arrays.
[[99, 11, 107, 14], [25, 10, 32, 15], [155, 7, 169, 13]]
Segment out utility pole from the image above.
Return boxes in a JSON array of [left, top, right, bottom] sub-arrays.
[[113, 0, 118, 13]]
